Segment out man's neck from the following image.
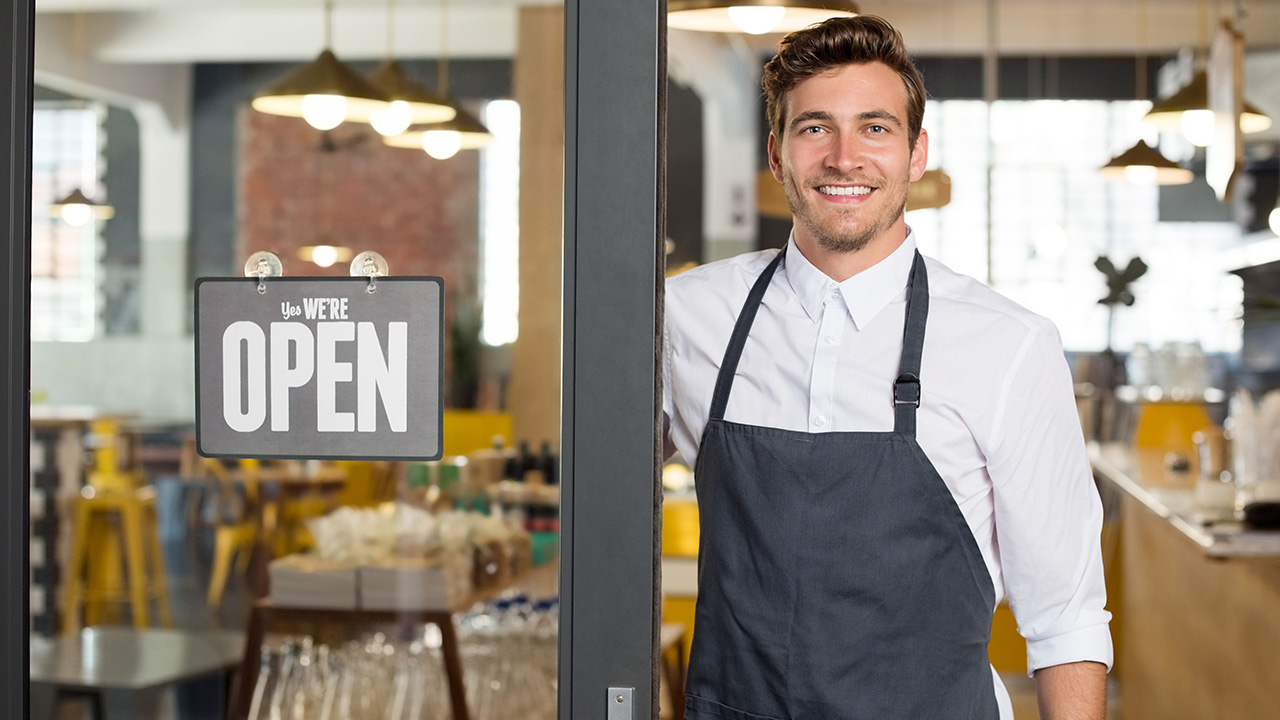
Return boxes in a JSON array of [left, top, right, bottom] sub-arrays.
[[793, 226, 909, 283]]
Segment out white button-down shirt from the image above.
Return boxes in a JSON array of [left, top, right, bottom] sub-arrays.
[[663, 232, 1112, 715]]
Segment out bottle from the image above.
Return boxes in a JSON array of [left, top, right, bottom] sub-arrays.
[[540, 442, 558, 485]]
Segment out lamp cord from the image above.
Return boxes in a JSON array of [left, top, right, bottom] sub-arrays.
[[1136, 0, 1146, 101], [324, 0, 333, 49], [438, 0, 450, 98], [386, 0, 395, 60]]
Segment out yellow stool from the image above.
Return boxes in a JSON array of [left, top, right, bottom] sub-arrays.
[[63, 485, 173, 634]]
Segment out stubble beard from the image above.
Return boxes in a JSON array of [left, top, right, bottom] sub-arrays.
[[783, 169, 908, 255]]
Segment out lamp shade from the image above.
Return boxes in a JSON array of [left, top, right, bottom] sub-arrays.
[[1142, 70, 1273, 135], [1099, 139, 1194, 185], [368, 60, 458, 126], [252, 49, 392, 128], [382, 105, 493, 154], [668, 0, 858, 35], [48, 187, 114, 226]]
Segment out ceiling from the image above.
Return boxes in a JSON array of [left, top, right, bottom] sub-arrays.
[[31, 0, 1280, 64], [29, 0, 1280, 144]]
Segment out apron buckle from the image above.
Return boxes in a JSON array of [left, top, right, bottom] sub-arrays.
[[894, 373, 921, 407]]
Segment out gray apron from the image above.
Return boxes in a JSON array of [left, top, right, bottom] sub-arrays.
[[684, 248, 999, 720]]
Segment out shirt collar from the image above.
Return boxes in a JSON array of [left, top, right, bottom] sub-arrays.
[[783, 230, 919, 330]]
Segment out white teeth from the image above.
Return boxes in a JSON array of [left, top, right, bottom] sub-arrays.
[[818, 185, 872, 196]]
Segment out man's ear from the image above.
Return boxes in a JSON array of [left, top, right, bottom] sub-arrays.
[[909, 127, 929, 182], [768, 132, 784, 183]]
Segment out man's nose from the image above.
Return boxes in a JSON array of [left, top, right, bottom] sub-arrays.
[[825, 134, 864, 174]]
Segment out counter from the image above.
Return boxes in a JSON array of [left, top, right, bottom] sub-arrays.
[[1090, 443, 1280, 720], [1090, 443, 1280, 557]]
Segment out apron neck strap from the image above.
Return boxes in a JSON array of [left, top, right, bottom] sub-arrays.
[[708, 247, 786, 421], [893, 251, 929, 436], [706, 246, 930, 438]]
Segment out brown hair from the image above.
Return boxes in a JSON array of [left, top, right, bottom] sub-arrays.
[[762, 15, 926, 148]]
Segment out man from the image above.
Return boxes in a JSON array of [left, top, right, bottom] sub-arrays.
[[663, 15, 1111, 720]]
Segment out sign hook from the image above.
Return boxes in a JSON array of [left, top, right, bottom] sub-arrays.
[[350, 251, 390, 294], [244, 251, 284, 294]]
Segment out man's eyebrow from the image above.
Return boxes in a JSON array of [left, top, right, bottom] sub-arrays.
[[788, 110, 832, 130], [858, 110, 904, 128]]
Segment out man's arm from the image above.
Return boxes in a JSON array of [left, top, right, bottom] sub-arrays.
[[1034, 661, 1107, 720]]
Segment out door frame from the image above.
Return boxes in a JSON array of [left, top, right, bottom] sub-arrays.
[[1, 0, 34, 717], [560, 0, 667, 718]]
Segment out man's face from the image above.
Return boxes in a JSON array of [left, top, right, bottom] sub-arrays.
[[768, 61, 928, 256]]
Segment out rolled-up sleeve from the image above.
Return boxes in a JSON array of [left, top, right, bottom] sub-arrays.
[[985, 321, 1113, 676]]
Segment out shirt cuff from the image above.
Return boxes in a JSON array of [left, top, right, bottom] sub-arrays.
[[1025, 623, 1114, 677]]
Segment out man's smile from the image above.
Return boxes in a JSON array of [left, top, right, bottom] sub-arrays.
[[816, 184, 874, 197]]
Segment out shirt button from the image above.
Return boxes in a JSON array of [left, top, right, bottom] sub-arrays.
[[814, 415, 827, 427], [824, 335, 836, 345]]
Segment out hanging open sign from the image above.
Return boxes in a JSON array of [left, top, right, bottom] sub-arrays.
[[195, 276, 443, 460]]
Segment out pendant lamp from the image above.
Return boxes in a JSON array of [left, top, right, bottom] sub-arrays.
[[383, 106, 491, 159], [1099, 0, 1191, 185], [368, 61, 458, 136], [48, 14, 115, 225], [366, 0, 456, 137], [1100, 140, 1194, 185], [299, 243, 354, 268], [251, 0, 392, 131], [381, 0, 491, 158], [668, 0, 858, 35], [49, 187, 114, 227], [1142, 0, 1272, 145], [1142, 70, 1273, 145]]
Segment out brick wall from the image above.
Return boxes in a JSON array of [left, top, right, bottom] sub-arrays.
[[238, 108, 480, 291]]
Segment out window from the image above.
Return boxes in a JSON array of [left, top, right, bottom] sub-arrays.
[[30, 103, 105, 342], [479, 99, 521, 347], [907, 99, 1243, 354]]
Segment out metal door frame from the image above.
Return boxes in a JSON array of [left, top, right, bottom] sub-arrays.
[[560, 0, 667, 718], [1, 0, 33, 717]]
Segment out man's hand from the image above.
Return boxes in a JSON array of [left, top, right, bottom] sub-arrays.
[[1034, 661, 1107, 720]]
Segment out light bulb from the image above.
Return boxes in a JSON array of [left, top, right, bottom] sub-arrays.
[[302, 94, 348, 131], [1181, 109, 1216, 147], [1270, 206, 1280, 236], [311, 245, 339, 268], [370, 100, 412, 137], [422, 130, 462, 160], [1123, 165, 1157, 184], [1241, 112, 1273, 135], [60, 203, 92, 227], [727, 6, 786, 34]]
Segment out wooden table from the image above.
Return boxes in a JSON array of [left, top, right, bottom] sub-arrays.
[[29, 626, 243, 720], [230, 563, 557, 720]]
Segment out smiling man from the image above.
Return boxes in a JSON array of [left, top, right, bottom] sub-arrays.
[[663, 15, 1112, 720]]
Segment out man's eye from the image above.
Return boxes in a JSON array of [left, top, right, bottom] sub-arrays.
[[867, 125, 887, 133], [801, 125, 824, 134]]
